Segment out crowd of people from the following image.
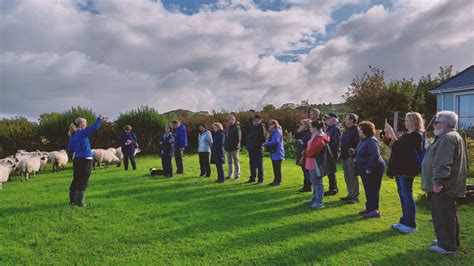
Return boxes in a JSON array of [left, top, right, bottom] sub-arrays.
[[66, 109, 468, 255]]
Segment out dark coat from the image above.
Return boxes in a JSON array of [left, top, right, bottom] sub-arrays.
[[224, 124, 241, 151], [295, 129, 312, 163], [340, 125, 360, 160], [387, 131, 423, 177], [211, 131, 225, 165], [119, 131, 138, 154], [326, 125, 341, 160], [160, 133, 175, 158], [246, 123, 266, 151], [355, 137, 385, 172]]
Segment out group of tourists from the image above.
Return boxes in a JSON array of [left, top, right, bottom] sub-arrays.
[[66, 108, 467, 255]]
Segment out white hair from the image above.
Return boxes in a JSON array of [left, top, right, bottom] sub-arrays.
[[436, 111, 458, 128]]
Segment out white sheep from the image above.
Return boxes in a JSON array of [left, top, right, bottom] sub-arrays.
[[107, 147, 124, 166], [92, 149, 120, 169], [0, 160, 16, 189], [50, 150, 69, 172], [18, 152, 47, 181]]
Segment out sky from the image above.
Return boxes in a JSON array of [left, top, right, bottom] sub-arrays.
[[0, 0, 473, 120]]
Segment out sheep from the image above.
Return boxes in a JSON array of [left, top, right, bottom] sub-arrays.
[[0, 160, 16, 189], [92, 149, 121, 169], [49, 150, 69, 172], [18, 152, 47, 181], [107, 147, 124, 167]]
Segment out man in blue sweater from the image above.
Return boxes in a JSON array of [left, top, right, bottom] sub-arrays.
[[172, 120, 188, 174]]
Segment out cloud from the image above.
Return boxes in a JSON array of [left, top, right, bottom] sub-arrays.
[[0, 0, 473, 119]]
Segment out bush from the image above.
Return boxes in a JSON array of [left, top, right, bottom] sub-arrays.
[[0, 117, 39, 157]]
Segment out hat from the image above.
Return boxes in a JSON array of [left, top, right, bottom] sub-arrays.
[[253, 114, 262, 119], [325, 112, 338, 119]]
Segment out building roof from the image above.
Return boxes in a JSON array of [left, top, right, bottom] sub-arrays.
[[431, 65, 474, 94]]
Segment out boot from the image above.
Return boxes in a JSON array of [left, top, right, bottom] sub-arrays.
[[69, 189, 75, 205], [74, 190, 91, 207], [299, 181, 312, 192]]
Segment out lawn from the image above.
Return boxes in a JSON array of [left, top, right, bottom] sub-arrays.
[[0, 153, 472, 265]]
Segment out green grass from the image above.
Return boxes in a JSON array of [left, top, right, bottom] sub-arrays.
[[0, 154, 473, 265]]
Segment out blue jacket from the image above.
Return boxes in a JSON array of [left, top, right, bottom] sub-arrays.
[[175, 125, 188, 148], [198, 130, 213, 152], [67, 118, 103, 159], [264, 128, 285, 160], [119, 131, 138, 154], [210, 131, 225, 164], [355, 136, 385, 172], [160, 132, 175, 158]]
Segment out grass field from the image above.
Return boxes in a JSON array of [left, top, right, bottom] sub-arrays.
[[0, 154, 473, 265]]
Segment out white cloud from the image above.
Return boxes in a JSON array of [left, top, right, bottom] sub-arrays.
[[0, 0, 473, 119]]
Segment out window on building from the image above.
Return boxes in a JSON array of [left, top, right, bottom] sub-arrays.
[[457, 93, 474, 130]]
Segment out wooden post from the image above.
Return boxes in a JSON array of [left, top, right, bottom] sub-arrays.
[[393, 111, 398, 133]]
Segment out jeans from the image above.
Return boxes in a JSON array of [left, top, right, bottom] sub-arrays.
[[396, 176, 416, 227], [248, 149, 264, 181], [359, 162, 384, 211], [198, 152, 211, 177], [431, 193, 460, 251], [271, 159, 282, 184], [215, 163, 225, 182], [70, 158, 92, 192], [308, 170, 324, 205], [342, 158, 359, 199], [175, 149, 184, 174], [123, 152, 136, 170], [226, 150, 240, 178], [161, 155, 173, 177]]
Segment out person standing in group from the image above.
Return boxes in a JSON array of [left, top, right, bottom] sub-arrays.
[[421, 111, 467, 254], [355, 121, 386, 218], [67, 114, 107, 207], [340, 113, 360, 204], [211, 122, 226, 183], [296, 119, 313, 192], [383, 112, 425, 233], [303, 120, 332, 209], [198, 123, 213, 178], [245, 115, 266, 184], [224, 115, 241, 181], [263, 119, 285, 186], [119, 125, 138, 171], [160, 124, 175, 178], [324, 112, 341, 196], [172, 120, 187, 174], [309, 108, 321, 122]]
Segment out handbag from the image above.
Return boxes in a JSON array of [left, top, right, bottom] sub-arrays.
[[265, 144, 277, 153]]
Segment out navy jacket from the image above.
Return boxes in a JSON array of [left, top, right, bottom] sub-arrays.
[[246, 123, 266, 152], [355, 136, 385, 172], [175, 125, 188, 148], [387, 131, 423, 177], [160, 132, 175, 158], [295, 129, 312, 163], [340, 125, 360, 160], [211, 131, 225, 164], [67, 118, 103, 159], [326, 124, 341, 160], [119, 131, 138, 154]]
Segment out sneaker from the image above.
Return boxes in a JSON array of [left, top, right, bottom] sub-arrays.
[[392, 223, 404, 229], [429, 245, 455, 254], [256, 181, 263, 185], [346, 198, 359, 204], [310, 203, 324, 209], [397, 224, 417, 234], [233, 177, 241, 182], [324, 189, 338, 196], [359, 209, 369, 215], [363, 210, 381, 218]]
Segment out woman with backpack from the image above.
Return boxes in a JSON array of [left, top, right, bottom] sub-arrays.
[[382, 112, 425, 233]]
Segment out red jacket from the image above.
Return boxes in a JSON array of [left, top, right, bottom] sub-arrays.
[[304, 133, 330, 158]]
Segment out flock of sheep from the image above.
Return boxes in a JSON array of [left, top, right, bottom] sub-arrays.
[[0, 147, 136, 190]]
